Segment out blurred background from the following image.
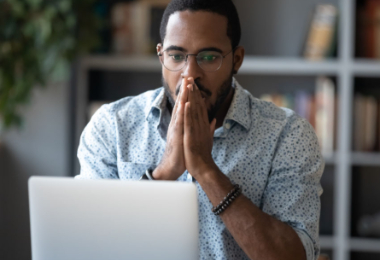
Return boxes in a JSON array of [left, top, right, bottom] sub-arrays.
[[1, 0, 380, 260]]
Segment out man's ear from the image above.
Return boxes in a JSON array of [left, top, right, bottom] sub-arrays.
[[232, 46, 245, 74], [157, 43, 163, 55]]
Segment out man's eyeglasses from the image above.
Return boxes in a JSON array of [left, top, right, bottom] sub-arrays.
[[158, 48, 233, 72]]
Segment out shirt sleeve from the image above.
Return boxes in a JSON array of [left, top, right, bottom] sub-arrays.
[[75, 104, 119, 180], [262, 115, 324, 260]]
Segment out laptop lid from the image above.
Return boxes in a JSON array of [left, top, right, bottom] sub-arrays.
[[28, 176, 199, 260]]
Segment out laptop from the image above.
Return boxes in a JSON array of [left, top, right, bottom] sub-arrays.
[[28, 176, 199, 260]]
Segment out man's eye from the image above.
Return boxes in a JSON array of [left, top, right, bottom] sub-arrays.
[[201, 55, 216, 61], [170, 55, 184, 61]]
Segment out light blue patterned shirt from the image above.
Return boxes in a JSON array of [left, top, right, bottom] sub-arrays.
[[76, 79, 324, 260]]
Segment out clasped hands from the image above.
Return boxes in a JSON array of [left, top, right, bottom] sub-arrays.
[[153, 77, 218, 181]]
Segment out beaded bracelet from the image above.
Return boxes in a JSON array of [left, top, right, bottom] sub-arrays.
[[212, 184, 242, 216], [212, 184, 240, 212], [214, 188, 242, 216]]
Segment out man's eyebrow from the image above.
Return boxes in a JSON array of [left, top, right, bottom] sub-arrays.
[[164, 45, 187, 52], [198, 47, 223, 53], [164, 45, 224, 53]]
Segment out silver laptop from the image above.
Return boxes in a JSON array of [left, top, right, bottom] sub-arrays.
[[28, 176, 199, 260]]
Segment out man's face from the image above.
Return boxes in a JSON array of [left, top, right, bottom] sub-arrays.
[[159, 11, 235, 121]]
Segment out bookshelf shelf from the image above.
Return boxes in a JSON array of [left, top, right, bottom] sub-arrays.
[[351, 152, 380, 166], [350, 238, 380, 252], [352, 60, 380, 76], [82, 55, 380, 76], [82, 55, 161, 72], [319, 236, 380, 253], [238, 58, 340, 75], [81, 55, 341, 75], [320, 235, 335, 249], [324, 154, 337, 165]]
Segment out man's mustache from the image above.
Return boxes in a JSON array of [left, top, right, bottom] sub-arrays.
[[175, 79, 212, 97]]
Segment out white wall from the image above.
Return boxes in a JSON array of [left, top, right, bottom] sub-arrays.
[[0, 81, 69, 260]]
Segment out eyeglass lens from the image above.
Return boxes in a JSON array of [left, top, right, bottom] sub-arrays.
[[160, 50, 223, 72]]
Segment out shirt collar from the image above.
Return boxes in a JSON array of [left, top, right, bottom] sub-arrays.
[[145, 78, 252, 132], [145, 88, 167, 122], [223, 78, 252, 131]]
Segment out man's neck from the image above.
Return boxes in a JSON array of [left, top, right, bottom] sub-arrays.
[[214, 87, 235, 129]]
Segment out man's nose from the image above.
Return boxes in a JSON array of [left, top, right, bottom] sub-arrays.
[[182, 55, 202, 79]]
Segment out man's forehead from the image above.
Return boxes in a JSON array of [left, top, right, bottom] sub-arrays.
[[164, 10, 230, 50]]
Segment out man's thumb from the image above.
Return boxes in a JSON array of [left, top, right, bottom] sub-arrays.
[[210, 118, 217, 136]]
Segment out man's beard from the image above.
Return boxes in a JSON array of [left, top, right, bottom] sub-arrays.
[[162, 72, 234, 123]]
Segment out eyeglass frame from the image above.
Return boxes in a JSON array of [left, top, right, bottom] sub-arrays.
[[156, 43, 235, 72]]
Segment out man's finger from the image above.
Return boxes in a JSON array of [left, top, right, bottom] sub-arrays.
[[171, 86, 181, 117], [194, 88, 205, 127], [194, 85, 208, 125], [180, 79, 189, 104], [187, 77, 195, 87], [210, 118, 217, 137], [174, 102, 185, 137], [184, 102, 193, 137], [174, 102, 182, 124], [187, 84, 200, 129], [187, 83, 195, 103], [172, 78, 188, 116]]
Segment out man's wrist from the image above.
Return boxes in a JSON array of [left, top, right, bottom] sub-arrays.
[[192, 163, 220, 184], [152, 166, 164, 180], [152, 164, 177, 180]]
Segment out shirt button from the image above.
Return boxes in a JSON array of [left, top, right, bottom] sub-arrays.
[[225, 123, 231, 129]]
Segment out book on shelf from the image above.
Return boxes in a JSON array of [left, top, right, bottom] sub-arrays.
[[295, 91, 312, 124], [365, 96, 377, 151], [308, 94, 317, 131], [356, 0, 380, 59], [259, 76, 336, 155], [378, 99, 380, 150], [377, 4, 380, 59], [357, 211, 380, 237], [315, 77, 335, 156], [111, 0, 170, 55], [354, 94, 379, 152], [354, 94, 366, 151], [304, 4, 338, 60]]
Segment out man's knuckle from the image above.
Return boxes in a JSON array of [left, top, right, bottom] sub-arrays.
[[189, 144, 199, 154]]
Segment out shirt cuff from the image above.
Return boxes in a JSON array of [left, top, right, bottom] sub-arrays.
[[293, 227, 318, 260]]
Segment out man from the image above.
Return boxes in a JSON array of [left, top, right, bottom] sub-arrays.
[[76, 0, 324, 259]]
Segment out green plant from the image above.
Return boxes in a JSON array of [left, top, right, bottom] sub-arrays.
[[0, 0, 104, 131]]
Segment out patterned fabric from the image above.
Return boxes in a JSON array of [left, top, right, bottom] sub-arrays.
[[76, 78, 324, 260]]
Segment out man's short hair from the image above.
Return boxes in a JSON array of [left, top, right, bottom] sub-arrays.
[[160, 0, 241, 49]]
